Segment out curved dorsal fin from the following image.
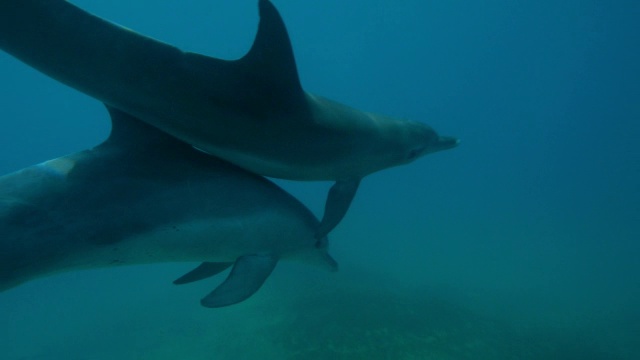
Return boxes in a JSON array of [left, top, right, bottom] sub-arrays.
[[238, 0, 304, 107], [183, 0, 306, 117], [102, 105, 189, 152]]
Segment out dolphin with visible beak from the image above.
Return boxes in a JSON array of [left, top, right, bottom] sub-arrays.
[[0, 0, 459, 237], [0, 106, 337, 308]]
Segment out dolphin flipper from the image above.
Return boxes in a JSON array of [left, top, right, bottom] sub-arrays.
[[316, 178, 361, 239], [200, 254, 278, 308], [173, 262, 233, 285]]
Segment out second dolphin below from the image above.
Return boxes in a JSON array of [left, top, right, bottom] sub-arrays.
[[0, 106, 337, 308]]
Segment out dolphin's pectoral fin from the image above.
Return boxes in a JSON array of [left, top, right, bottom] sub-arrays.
[[316, 178, 361, 239], [200, 254, 278, 308], [173, 262, 233, 285]]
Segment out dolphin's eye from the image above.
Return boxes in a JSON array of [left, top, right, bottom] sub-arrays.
[[407, 149, 420, 161]]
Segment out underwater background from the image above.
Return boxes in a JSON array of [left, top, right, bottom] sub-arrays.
[[1, 0, 638, 359]]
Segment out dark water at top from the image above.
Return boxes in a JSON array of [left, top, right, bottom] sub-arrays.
[[1, 0, 638, 359]]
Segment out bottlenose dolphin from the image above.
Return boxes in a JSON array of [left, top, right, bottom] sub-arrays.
[[0, 0, 459, 237], [0, 106, 337, 308]]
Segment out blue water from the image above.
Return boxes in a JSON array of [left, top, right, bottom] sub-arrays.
[[1, 0, 638, 359]]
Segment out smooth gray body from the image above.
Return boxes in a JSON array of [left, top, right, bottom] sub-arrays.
[[0, 107, 336, 307], [0, 0, 458, 237]]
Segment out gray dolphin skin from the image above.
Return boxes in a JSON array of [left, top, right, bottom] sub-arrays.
[[0, 106, 337, 308], [0, 0, 458, 237]]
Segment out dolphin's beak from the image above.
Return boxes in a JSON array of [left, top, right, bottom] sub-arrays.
[[435, 136, 460, 152]]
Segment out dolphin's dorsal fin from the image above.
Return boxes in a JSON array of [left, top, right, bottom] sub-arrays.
[[102, 105, 189, 152], [238, 0, 305, 109], [183, 0, 306, 117]]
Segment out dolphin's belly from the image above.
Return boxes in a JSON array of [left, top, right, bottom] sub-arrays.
[[101, 219, 247, 265], [111, 210, 312, 264], [0, 195, 314, 292], [191, 145, 331, 181]]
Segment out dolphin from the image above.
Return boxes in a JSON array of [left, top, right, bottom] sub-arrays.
[[0, 0, 459, 237], [0, 106, 337, 308]]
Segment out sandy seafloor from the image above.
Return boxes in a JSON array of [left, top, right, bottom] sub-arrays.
[[1, 0, 638, 359]]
